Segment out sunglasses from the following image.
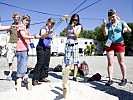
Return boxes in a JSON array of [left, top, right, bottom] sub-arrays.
[[73, 19, 78, 22], [26, 19, 30, 22]]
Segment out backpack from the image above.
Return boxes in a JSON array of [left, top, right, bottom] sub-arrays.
[[78, 61, 89, 76], [87, 73, 101, 81]]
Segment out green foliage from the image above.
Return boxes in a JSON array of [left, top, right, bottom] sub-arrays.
[[0, 46, 3, 50], [79, 30, 96, 39], [123, 23, 133, 55], [60, 28, 66, 36], [86, 44, 96, 56], [94, 26, 105, 41]]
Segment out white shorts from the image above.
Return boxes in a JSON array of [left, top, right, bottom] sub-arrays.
[[7, 43, 17, 63]]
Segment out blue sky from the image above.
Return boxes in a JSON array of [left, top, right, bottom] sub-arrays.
[[0, 0, 132, 35]]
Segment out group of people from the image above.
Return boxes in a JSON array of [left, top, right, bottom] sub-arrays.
[[0, 8, 132, 87], [0, 12, 55, 86]]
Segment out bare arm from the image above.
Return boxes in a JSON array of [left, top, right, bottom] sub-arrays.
[[20, 30, 34, 39], [103, 19, 108, 36], [123, 22, 132, 33], [103, 27, 108, 36], [6, 31, 10, 49], [0, 26, 11, 31], [40, 29, 52, 39]]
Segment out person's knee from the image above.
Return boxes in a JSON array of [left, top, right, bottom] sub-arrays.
[[108, 60, 114, 66], [119, 61, 125, 66]]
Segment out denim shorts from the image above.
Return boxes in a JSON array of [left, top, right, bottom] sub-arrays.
[[16, 50, 28, 78]]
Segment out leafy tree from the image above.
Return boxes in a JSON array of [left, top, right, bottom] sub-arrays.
[[86, 44, 96, 56], [94, 26, 104, 41], [123, 23, 133, 55], [86, 45, 91, 56], [79, 30, 88, 38], [60, 28, 66, 36], [79, 30, 95, 39]]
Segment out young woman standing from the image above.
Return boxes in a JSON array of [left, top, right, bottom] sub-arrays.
[[103, 9, 132, 86]]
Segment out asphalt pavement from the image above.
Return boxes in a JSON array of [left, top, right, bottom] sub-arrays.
[[0, 56, 133, 100]]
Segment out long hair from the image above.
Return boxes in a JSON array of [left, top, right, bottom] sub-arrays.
[[21, 15, 31, 29], [69, 14, 81, 26], [46, 18, 56, 26]]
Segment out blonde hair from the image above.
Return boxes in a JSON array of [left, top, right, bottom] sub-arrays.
[[12, 12, 20, 19], [46, 18, 56, 26], [21, 15, 31, 29]]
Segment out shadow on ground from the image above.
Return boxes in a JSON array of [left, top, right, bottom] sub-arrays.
[[79, 76, 133, 100], [49, 72, 62, 80]]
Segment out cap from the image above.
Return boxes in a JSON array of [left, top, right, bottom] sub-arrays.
[[108, 9, 117, 16]]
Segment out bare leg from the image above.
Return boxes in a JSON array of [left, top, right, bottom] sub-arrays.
[[116, 52, 127, 79], [73, 64, 78, 78], [8, 63, 13, 77], [106, 51, 114, 81]]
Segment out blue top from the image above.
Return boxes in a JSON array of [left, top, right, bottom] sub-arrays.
[[38, 26, 52, 48], [106, 20, 125, 43]]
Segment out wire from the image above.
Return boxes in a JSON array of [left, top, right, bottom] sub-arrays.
[[74, 0, 103, 14], [0, 1, 62, 17], [1, 20, 13, 22], [70, 0, 88, 15], [31, 18, 60, 21], [0, 1, 103, 33], [30, 17, 103, 26], [81, 18, 103, 20], [30, 21, 45, 25], [56, 0, 103, 34], [53, 20, 63, 31]]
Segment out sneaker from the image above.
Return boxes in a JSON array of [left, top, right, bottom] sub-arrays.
[[118, 79, 127, 86], [73, 77, 77, 82], [105, 80, 113, 86]]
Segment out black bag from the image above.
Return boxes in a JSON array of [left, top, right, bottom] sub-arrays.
[[78, 61, 89, 76], [53, 64, 63, 72], [87, 73, 101, 81]]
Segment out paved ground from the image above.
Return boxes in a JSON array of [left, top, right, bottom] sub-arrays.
[[0, 56, 133, 100]]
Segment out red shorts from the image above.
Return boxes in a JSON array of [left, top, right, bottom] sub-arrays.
[[105, 42, 125, 52]]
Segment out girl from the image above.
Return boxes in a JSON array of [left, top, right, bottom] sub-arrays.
[[103, 9, 132, 86], [32, 18, 55, 85], [65, 14, 82, 82], [16, 15, 35, 85]]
